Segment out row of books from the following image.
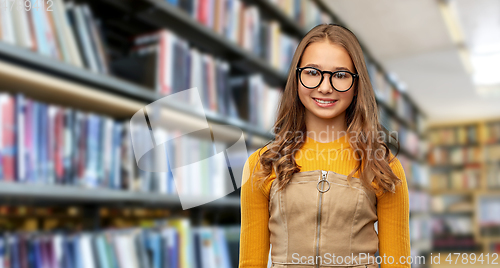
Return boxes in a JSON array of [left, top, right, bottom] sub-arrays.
[[378, 105, 392, 132], [0, 218, 240, 268], [0, 0, 300, 84], [367, 59, 422, 134], [432, 234, 479, 251], [481, 226, 500, 237], [163, 0, 299, 74], [428, 125, 479, 146], [479, 196, 500, 235], [0, 92, 239, 198], [395, 123, 420, 157], [484, 144, 500, 162], [485, 162, 500, 188], [431, 195, 473, 213], [398, 154, 429, 188], [230, 75, 281, 130], [0, 0, 109, 74], [489, 243, 500, 254], [416, 113, 425, 137], [427, 146, 482, 166], [112, 28, 282, 130], [112, 28, 232, 110], [269, 0, 332, 32], [432, 216, 479, 253], [478, 198, 500, 226], [409, 189, 430, 213], [432, 216, 473, 236], [0, 92, 128, 187], [409, 217, 432, 245], [429, 168, 481, 191], [483, 121, 500, 144], [368, 60, 393, 103], [379, 110, 421, 157]]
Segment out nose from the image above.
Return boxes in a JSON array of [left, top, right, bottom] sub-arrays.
[[318, 73, 333, 94]]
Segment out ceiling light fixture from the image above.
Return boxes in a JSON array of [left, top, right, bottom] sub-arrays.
[[437, 0, 474, 74]]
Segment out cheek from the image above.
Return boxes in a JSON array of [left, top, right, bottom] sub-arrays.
[[297, 86, 311, 104], [339, 90, 355, 104], [343, 91, 354, 100]]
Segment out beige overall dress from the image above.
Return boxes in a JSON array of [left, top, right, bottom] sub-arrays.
[[268, 170, 379, 268]]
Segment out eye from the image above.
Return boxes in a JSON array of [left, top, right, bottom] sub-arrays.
[[334, 72, 348, 79], [305, 69, 320, 76]]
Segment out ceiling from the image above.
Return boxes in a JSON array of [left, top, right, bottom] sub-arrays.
[[323, 0, 500, 126]]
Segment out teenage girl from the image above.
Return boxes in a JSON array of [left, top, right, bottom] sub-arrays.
[[239, 24, 411, 268]]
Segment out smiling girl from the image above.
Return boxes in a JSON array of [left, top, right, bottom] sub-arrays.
[[239, 24, 411, 268]]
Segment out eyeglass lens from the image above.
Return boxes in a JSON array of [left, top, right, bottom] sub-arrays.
[[300, 67, 354, 91]]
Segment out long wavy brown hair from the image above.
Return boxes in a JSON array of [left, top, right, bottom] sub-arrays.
[[251, 23, 402, 196]]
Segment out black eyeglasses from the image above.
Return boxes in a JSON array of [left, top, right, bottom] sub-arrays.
[[296, 66, 359, 92]]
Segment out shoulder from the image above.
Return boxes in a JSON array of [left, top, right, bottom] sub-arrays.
[[243, 145, 271, 179], [373, 151, 408, 199], [242, 145, 273, 195], [387, 151, 406, 183]]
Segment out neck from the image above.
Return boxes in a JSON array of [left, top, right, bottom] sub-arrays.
[[305, 110, 347, 143]]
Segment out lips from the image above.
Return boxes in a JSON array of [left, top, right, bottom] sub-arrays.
[[313, 97, 337, 104]]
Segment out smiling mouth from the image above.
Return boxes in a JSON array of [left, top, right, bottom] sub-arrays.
[[313, 98, 338, 104]]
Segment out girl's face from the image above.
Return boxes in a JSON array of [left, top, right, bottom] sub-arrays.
[[297, 41, 356, 122]]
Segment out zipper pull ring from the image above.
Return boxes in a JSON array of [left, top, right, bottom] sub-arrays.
[[317, 170, 331, 193]]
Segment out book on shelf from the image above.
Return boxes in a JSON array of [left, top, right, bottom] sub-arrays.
[[484, 144, 500, 162], [428, 125, 479, 146], [412, 163, 429, 189], [259, 20, 297, 74], [173, 0, 331, 39], [379, 115, 422, 160], [478, 197, 500, 237], [483, 121, 500, 144], [163, 0, 299, 75], [112, 27, 282, 131], [378, 106, 391, 131], [431, 195, 472, 214], [409, 217, 432, 251], [398, 154, 428, 188], [0, 218, 239, 268], [428, 146, 482, 167], [270, 0, 331, 31], [66, 2, 109, 73], [409, 189, 430, 213], [489, 242, 500, 253], [368, 59, 421, 133], [0, 92, 242, 200], [429, 168, 480, 192], [0, 0, 108, 73], [485, 161, 500, 189], [431, 215, 477, 251], [370, 65, 393, 105], [228, 74, 282, 131]]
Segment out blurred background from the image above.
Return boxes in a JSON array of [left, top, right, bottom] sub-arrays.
[[0, 0, 499, 267]]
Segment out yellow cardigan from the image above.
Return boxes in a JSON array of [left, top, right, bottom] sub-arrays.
[[239, 134, 411, 268]]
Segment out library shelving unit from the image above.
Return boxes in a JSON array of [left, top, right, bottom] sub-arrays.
[[427, 118, 500, 256], [0, 0, 428, 266]]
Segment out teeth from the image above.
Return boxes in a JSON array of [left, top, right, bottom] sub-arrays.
[[314, 98, 336, 104]]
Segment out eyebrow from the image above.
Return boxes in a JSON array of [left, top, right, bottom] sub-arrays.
[[303, 63, 353, 72]]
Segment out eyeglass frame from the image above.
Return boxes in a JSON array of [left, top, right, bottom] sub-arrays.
[[296, 66, 359, 92]]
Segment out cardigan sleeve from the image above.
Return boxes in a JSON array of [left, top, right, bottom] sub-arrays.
[[376, 155, 412, 268], [239, 149, 271, 268]]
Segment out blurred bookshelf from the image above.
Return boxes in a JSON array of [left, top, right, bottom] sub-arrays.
[[0, 0, 428, 266], [427, 118, 500, 255]]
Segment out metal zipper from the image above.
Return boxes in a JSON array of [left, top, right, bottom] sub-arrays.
[[315, 170, 329, 268]]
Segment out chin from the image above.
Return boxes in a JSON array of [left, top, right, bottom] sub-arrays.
[[312, 111, 339, 119]]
